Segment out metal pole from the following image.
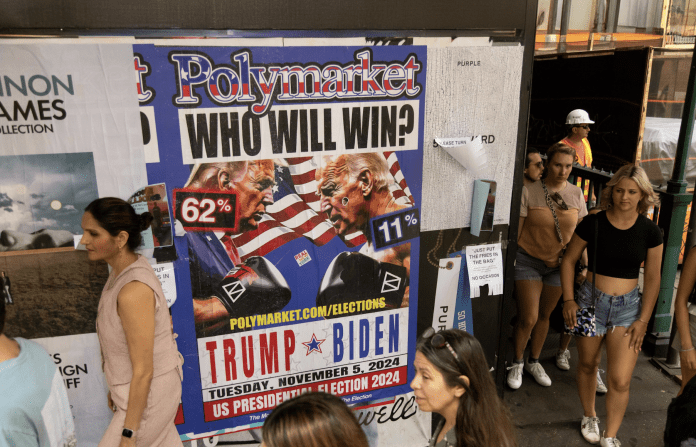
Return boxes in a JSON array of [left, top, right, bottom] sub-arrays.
[[547, 0, 559, 34], [612, 0, 622, 31], [594, 0, 606, 33], [605, 0, 621, 33], [559, 0, 572, 52]]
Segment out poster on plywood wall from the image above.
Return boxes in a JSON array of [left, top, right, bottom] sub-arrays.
[[133, 43, 426, 439]]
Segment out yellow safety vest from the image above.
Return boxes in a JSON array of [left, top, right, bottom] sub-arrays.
[[560, 138, 593, 199]]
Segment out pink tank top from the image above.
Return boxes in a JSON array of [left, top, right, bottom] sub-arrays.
[[96, 255, 181, 387]]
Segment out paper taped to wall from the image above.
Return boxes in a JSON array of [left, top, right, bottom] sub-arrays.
[[465, 243, 503, 297], [434, 137, 487, 177], [431, 257, 461, 331]]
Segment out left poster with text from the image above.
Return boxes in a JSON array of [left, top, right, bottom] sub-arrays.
[[1, 43, 148, 447]]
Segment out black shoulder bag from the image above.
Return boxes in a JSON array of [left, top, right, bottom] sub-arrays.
[[564, 217, 598, 337]]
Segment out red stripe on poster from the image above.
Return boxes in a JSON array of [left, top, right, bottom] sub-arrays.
[[203, 366, 407, 421]]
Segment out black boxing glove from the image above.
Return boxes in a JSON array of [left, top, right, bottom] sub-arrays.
[[215, 256, 291, 318], [316, 251, 407, 317]]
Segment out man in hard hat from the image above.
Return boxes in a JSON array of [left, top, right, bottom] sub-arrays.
[[560, 109, 593, 169], [559, 109, 595, 201]]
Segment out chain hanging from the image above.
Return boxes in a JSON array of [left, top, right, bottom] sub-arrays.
[[427, 228, 463, 269]]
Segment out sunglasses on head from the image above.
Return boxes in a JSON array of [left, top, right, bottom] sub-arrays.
[[422, 327, 459, 361], [575, 124, 590, 130]]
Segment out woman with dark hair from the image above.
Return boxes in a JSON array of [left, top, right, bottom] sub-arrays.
[[508, 143, 588, 389], [81, 197, 183, 447], [261, 391, 368, 447], [411, 328, 517, 447], [562, 165, 662, 447]]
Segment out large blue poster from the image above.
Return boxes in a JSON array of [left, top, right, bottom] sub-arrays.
[[133, 44, 426, 437]]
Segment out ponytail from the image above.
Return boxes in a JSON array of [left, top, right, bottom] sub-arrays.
[[85, 198, 153, 251], [139, 212, 154, 232]]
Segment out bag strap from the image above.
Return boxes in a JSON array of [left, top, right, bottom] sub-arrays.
[[541, 180, 564, 245], [591, 216, 598, 306]]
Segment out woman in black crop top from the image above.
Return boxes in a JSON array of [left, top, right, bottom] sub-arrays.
[[561, 165, 662, 447]]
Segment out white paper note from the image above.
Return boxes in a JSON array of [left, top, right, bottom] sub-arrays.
[[152, 262, 177, 307], [465, 243, 503, 297], [435, 136, 487, 177]]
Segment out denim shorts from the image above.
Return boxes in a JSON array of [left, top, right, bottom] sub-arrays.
[[575, 280, 642, 336], [514, 249, 561, 287]]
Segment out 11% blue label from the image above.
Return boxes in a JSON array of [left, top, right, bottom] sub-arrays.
[[370, 208, 420, 250]]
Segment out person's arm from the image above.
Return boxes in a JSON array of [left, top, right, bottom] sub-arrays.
[[625, 243, 663, 352], [518, 187, 528, 242], [575, 208, 600, 284], [675, 247, 696, 371], [561, 234, 588, 329], [117, 282, 156, 447], [575, 214, 589, 284], [576, 248, 589, 284]]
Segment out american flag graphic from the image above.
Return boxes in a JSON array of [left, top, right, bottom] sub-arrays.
[[230, 152, 414, 261]]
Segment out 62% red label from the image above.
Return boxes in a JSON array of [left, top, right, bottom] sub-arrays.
[[173, 190, 238, 232]]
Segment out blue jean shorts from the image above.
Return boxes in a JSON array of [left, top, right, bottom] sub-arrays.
[[514, 249, 561, 287], [575, 280, 642, 336]]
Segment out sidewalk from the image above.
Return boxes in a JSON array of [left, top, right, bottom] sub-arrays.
[[504, 334, 681, 447]]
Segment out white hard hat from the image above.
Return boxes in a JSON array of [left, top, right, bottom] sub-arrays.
[[566, 109, 594, 125]]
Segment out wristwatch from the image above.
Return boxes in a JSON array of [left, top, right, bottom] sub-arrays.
[[122, 428, 135, 438]]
